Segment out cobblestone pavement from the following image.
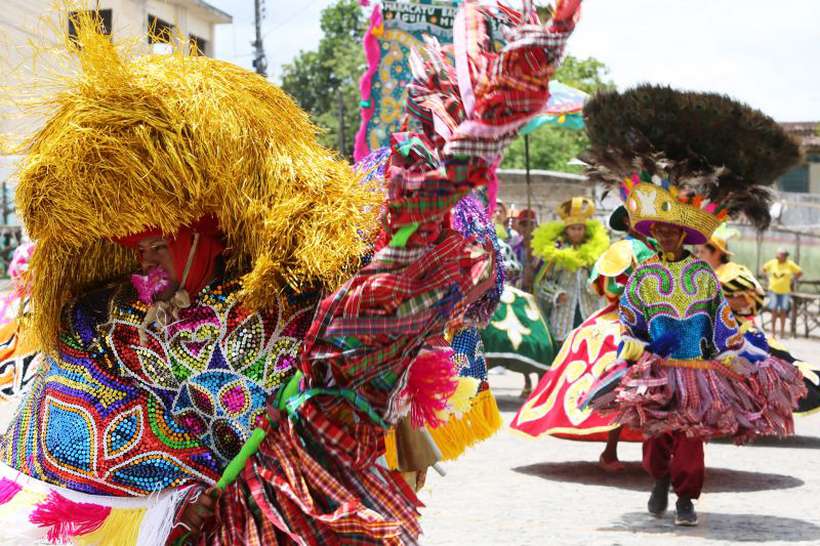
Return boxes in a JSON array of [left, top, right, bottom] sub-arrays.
[[417, 336, 820, 546]]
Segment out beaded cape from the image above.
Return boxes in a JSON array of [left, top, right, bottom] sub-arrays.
[[2, 279, 317, 495]]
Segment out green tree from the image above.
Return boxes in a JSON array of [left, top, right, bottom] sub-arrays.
[[280, 0, 364, 159], [501, 55, 615, 173]]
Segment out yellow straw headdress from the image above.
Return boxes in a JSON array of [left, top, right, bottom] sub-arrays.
[[15, 13, 380, 350]]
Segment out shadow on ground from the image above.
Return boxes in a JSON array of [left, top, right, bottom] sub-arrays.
[[600, 512, 820, 542], [512, 461, 804, 493], [495, 393, 531, 412], [711, 435, 820, 449]]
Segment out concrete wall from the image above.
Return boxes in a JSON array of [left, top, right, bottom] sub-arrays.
[[495, 169, 595, 223]]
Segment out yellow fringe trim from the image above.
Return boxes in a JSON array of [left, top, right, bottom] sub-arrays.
[[75, 507, 145, 546], [383, 390, 502, 469], [429, 389, 502, 461], [383, 428, 399, 470]]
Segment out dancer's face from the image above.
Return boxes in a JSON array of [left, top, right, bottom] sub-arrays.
[[696, 244, 722, 269], [137, 236, 180, 301], [650, 223, 685, 254], [565, 224, 586, 246]]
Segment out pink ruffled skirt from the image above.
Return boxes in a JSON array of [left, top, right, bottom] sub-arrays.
[[600, 353, 807, 444]]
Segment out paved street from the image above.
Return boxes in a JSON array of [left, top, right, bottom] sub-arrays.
[[418, 337, 820, 546]]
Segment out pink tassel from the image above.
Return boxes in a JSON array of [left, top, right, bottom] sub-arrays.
[[403, 349, 458, 428], [0, 478, 22, 505], [353, 5, 383, 161], [29, 491, 111, 543], [486, 157, 501, 218]]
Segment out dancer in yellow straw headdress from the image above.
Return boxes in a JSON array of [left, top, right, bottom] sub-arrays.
[[0, 2, 583, 544]]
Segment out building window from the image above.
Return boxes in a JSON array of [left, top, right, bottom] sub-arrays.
[[189, 35, 207, 56], [777, 164, 809, 193], [147, 15, 174, 44], [68, 9, 112, 42]]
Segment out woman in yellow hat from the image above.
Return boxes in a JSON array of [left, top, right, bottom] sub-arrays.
[[531, 197, 609, 346]]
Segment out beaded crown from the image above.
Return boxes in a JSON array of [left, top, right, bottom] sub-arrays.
[[557, 196, 595, 226], [620, 174, 727, 245]]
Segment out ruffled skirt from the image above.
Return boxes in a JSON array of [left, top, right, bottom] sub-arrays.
[[599, 353, 807, 444]]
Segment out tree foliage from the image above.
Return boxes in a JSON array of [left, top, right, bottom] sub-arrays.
[[280, 0, 364, 159], [280, 2, 615, 169], [501, 56, 615, 173]]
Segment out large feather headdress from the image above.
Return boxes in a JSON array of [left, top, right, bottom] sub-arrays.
[[582, 85, 800, 244]]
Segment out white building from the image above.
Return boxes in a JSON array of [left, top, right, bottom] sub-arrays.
[[0, 1, 232, 223]]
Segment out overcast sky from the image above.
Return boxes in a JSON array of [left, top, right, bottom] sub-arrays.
[[210, 0, 820, 121]]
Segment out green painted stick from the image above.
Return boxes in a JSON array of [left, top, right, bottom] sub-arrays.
[[216, 426, 266, 490]]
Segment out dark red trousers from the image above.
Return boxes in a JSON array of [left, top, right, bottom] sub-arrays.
[[642, 433, 704, 499]]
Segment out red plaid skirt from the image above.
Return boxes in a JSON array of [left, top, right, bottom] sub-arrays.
[[196, 403, 421, 546]]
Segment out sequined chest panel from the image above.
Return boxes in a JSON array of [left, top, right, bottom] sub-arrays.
[[624, 258, 718, 321], [101, 281, 317, 464], [621, 256, 741, 360]]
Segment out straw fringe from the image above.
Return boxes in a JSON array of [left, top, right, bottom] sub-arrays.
[[16, 11, 381, 351], [383, 389, 502, 466], [428, 389, 502, 460]]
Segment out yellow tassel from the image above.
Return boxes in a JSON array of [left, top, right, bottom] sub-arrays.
[[75, 507, 145, 546], [383, 427, 399, 470], [382, 390, 502, 470], [427, 389, 502, 461]]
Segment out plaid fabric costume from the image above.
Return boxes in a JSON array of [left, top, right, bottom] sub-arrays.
[[191, 2, 584, 544]]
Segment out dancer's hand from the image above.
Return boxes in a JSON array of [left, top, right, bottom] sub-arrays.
[[178, 486, 221, 538]]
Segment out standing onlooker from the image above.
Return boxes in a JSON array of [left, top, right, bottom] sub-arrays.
[[493, 201, 510, 242], [762, 248, 802, 339], [510, 208, 539, 290]]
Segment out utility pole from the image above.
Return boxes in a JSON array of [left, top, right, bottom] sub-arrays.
[[252, 0, 267, 77], [338, 88, 346, 156]]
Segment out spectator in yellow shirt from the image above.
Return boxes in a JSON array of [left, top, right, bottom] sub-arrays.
[[762, 248, 802, 339]]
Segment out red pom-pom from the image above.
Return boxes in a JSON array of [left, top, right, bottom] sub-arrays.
[[30, 491, 111, 543], [403, 349, 458, 428]]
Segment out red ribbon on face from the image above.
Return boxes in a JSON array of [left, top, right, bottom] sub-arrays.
[[113, 216, 225, 296]]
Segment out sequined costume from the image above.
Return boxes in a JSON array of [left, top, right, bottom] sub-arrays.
[[512, 237, 653, 441], [608, 253, 805, 442]]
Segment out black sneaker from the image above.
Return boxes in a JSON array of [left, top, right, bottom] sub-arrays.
[[675, 497, 698, 526], [647, 477, 670, 516]]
